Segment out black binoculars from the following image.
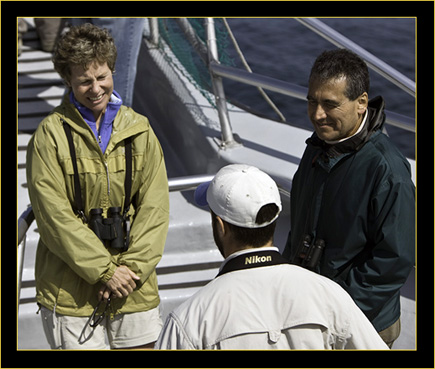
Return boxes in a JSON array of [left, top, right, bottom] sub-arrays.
[[88, 207, 128, 251], [292, 234, 325, 271]]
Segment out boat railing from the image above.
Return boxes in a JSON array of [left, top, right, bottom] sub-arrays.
[[17, 174, 291, 306], [209, 62, 416, 134], [295, 18, 415, 97], [149, 18, 415, 148]]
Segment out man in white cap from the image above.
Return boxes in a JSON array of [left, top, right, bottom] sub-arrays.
[[155, 164, 388, 350]]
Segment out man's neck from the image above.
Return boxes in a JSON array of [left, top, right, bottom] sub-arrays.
[[223, 240, 274, 259]]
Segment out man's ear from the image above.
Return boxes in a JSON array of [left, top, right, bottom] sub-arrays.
[[357, 92, 369, 114], [216, 216, 226, 237]]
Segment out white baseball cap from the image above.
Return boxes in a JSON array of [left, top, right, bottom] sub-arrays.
[[194, 164, 282, 228]]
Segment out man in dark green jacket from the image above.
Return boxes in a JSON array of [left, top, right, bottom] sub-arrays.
[[283, 49, 415, 348]]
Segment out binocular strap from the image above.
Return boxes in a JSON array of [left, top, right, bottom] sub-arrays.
[[62, 119, 133, 221]]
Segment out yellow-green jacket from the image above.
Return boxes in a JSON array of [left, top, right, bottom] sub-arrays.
[[26, 98, 169, 317]]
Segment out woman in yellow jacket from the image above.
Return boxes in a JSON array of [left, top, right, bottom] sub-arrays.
[[26, 23, 169, 349]]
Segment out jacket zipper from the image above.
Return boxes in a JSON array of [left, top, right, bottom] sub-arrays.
[[104, 161, 110, 196]]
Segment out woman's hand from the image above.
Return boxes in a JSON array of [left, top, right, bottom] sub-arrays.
[[99, 265, 140, 300]]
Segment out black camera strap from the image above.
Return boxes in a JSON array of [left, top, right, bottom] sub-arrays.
[[216, 250, 290, 278], [123, 136, 132, 216], [122, 136, 132, 251], [62, 120, 86, 222], [62, 119, 132, 223]]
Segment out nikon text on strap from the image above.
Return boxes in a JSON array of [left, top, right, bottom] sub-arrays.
[[217, 249, 290, 277]]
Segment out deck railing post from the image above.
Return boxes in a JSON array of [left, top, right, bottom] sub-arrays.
[[205, 18, 240, 149], [149, 18, 159, 46]]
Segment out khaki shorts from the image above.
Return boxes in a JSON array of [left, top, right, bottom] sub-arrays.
[[40, 305, 163, 350], [378, 318, 401, 349]]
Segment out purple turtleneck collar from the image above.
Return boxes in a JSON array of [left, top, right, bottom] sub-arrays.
[[70, 90, 123, 153]]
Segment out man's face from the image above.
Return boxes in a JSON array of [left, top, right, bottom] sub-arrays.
[[307, 77, 368, 142], [69, 61, 114, 121]]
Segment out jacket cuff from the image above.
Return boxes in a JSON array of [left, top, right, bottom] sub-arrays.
[[100, 262, 118, 284]]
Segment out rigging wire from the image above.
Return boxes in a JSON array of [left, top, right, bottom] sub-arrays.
[[222, 18, 287, 123]]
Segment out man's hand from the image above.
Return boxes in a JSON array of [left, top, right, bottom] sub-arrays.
[[99, 265, 140, 301]]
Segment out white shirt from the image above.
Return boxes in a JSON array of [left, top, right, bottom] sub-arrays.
[[155, 247, 388, 350]]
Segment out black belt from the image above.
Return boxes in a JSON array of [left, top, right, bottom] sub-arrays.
[[217, 250, 290, 277]]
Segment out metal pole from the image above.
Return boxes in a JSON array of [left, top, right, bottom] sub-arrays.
[[296, 18, 415, 97], [168, 174, 215, 192], [210, 62, 308, 100], [210, 62, 415, 133], [17, 207, 34, 308], [205, 18, 239, 149], [17, 237, 26, 306], [175, 18, 208, 64], [149, 18, 159, 46]]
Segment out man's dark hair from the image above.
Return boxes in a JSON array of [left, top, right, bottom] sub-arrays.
[[309, 49, 370, 100], [212, 203, 279, 248]]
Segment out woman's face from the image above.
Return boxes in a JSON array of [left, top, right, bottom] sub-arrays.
[[69, 61, 114, 120]]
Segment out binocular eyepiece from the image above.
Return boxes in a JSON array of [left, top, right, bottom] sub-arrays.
[[292, 234, 325, 271], [88, 207, 128, 251]]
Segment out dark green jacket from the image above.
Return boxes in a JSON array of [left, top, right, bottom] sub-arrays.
[[283, 97, 415, 332]]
